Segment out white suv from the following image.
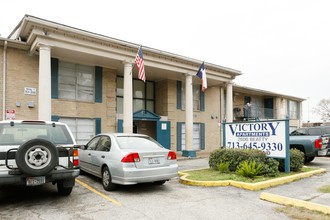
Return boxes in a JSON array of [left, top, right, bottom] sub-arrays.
[[0, 120, 79, 195]]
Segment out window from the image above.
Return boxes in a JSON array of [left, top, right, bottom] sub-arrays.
[[0, 123, 74, 145], [86, 136, 100, 150], [177, 123, 205, 151], [308, 128, 323, 136], [116, 135, 162, 149], [116, 77, 155, 113], [58, 61, 95, 101], [177, 81, 204, 111], [290, 128, 307, 135], [288, 100, 299, 119], [181, 84, 201, 111], [59, 118, 95, 145], [96, 136, 111, 152]]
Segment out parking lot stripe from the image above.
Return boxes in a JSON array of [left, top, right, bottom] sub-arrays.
[[76, 178, 122, 206]]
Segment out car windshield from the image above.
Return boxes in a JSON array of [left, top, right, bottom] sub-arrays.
[[116, 136, 163, 150], [0, 123, 74, 145], [290, 129, 306, 135]]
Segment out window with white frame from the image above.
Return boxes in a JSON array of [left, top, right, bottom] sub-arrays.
[[180, 123, 201, 150], [289, 100, 299, 119], [59, 118, 95, 145], [58, 61, 95, 101], [181, 83, 201, 111]]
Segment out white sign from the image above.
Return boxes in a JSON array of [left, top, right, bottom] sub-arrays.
[[224, 120, 287, 158], [161, 123, 167, 130], [24, 87, 37, 95]]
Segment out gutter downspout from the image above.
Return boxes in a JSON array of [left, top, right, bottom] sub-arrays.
[[2, 41, 7, 120]]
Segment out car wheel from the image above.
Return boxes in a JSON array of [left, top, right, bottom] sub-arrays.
[[305, 156, 315, 163], [154, 180, 166, 185], [102, 166, 116, 191], [57, 180, 73, 196], [15, 139, 59, 176]]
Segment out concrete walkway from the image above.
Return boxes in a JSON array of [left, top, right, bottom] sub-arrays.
[[177, 155, 330, 215]]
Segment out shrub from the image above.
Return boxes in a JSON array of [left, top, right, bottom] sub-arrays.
[[278, 148, 304, 172], [262, 158, 280, 177], [290, 149, 305, 171], [236, 160, 264, 178], [209, 148, 267, 172], [209, 148, 226, 170], [218, 161, 230, 173]]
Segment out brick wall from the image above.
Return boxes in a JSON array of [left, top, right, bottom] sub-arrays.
[[1, 47, 118, 133], [1, 47, 39, 120], [156, 79, 221, 153], [52, 67, 117, 132]]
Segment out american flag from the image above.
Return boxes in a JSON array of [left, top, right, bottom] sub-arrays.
[[196, 62, 207, 92], [135, 46, 146, 82]]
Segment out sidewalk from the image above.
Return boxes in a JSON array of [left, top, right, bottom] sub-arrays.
[[176, 151, 210, 161], [177, 156, 330, 215]]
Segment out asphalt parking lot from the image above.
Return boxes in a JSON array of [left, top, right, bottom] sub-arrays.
[[0, 157, 329, 220]]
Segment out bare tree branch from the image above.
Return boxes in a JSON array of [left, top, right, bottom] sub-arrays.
[[313, 98, 330, 121]]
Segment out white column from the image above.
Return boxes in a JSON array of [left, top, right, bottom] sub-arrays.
[[226, 81, 233, 122], [185, 74, 193, 151], [276, 98, 283, 119], [220, 87, 225, 121], [38, 44, 52, 121], [123, 61, 133, 133]]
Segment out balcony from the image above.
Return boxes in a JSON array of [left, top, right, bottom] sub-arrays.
[[233, 106, 275, 121]]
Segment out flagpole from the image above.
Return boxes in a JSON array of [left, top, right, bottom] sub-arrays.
[[196, 61, 207, 92], [130, 63, 135, 75], [131, 45, 141, 76], [135, 45, 146, 82]]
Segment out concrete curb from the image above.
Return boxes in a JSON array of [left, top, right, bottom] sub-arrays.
[[179, 168, 326, 190], [260, 192, 330, 215], [179, 168, 330, 214]]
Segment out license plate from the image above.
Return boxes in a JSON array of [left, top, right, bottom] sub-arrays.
[[26, 176, 46, 186], [318, 149, 328, 156], [148, 158, 160, 165]]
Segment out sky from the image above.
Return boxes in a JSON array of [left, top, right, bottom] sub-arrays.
[[1, 0, 329, 122]]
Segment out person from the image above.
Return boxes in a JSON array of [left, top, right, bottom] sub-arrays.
[[244, 102, 252, 119]]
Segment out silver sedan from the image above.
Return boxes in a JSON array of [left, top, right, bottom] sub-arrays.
[[78, 133, 178, 191]]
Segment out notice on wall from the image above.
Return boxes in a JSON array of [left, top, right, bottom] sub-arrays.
[[24, 87, 37, 95], [161, 123, 167, 130], [224, 120, 287, 158], [6, 109, 15, 120]]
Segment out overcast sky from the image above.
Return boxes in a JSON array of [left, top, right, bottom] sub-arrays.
[[1, 0, 329, 122]]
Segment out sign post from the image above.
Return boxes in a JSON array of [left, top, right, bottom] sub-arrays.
[[284, 117, 290, 173]]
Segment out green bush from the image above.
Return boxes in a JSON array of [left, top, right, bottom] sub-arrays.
[[262, 158, 280, 177], [209, 148, 267, 172], [236, 160, 264, 178], [209, 148, 281, 177], [278, 148, 304, 172], [218, 161, 230, 173], [209, 148, 226, 170]]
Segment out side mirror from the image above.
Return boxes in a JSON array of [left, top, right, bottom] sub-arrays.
[[80, 145, 87, 150]]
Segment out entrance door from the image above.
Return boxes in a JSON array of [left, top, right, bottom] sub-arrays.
[[118, 110, 171, 149], [134, 120, 156, 139], [157, 121, 171, 149]]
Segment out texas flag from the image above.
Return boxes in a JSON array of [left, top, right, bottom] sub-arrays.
[[196, 62, 207, 92]]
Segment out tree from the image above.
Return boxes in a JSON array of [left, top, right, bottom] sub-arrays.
[[313, 98, 330, 121]]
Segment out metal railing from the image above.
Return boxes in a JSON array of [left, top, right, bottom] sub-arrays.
[[233, 106, 275, 121]]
